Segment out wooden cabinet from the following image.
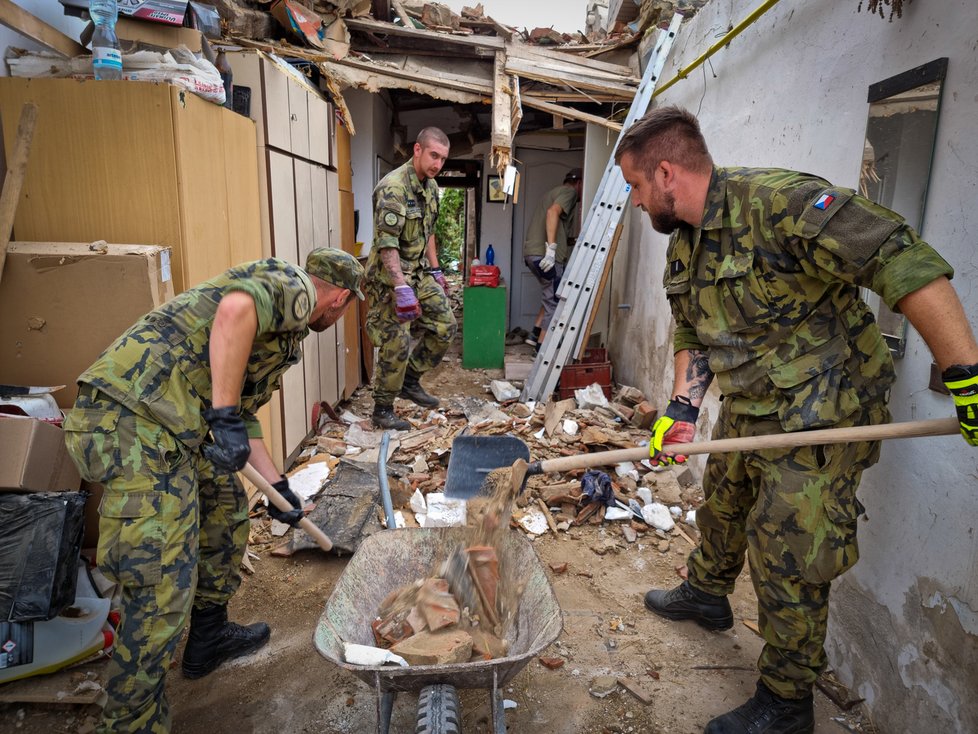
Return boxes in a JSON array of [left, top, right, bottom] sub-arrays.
[[0, 76, 280, 466], [228, 49, 358, 465]]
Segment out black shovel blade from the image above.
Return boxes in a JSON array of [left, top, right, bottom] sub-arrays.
[[444, 434, 531, 499]]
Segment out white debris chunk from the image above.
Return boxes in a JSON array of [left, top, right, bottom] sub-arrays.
[[641, 502, 675, 532]]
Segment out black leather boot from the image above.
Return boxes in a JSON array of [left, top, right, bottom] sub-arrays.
[[372, 403, 411, 431], [704, 681, 814, 734], [644, 580, 734, 631], [181, 603, 270, 679], [398, 371, 439, 408]]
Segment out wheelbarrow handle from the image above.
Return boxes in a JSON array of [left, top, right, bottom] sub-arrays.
[[527, 417, 960, 476], [240, 462, 333, 552]]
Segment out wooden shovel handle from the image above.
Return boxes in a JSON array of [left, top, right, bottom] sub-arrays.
[[533, 417, 961, 475], [240, 462, 333, 552]]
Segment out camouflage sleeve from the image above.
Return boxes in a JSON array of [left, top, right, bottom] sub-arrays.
[[779, 183, 954, 310], [226, 266, 313, 335], [374, 184, 406, 250], [663, 236, 705, 354], [243, 414, 263, 439]]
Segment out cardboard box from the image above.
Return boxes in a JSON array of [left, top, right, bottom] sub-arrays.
[[59, 0, 189, 26], [0, 243, 175, 409], [0, 418, 81, 493], [116, 17, 203, 52]]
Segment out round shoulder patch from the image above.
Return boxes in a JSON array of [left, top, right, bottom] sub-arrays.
[[384, 211, 399, 227], [292, 290, 311, 322]]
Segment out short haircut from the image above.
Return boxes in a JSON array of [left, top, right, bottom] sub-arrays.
[[614, 105, 712, 177], [416, 127, 450, 150]]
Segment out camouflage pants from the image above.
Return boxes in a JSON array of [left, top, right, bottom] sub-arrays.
[[365, 273, 457, 405], [686, 399, 889, 699], [63, 386, 250, 734]]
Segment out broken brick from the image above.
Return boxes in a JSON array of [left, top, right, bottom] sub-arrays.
[[471, 630, 509, 660], [538, 656, 565, 670], [391, 629, 473, 666], [549, 562, 568, 574], [417, 579, 460, 631], [632, 401, 658, 429]]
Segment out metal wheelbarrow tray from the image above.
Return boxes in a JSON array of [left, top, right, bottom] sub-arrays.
[[314, 526, 562, 733]]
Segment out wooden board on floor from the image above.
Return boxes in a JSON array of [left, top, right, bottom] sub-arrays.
[[0, 664, 105, 704]]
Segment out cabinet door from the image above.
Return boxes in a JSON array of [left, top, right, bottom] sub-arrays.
[[311, 165, 330, 250], [308, 94, 330, 166], [287, 81, 310, 160], [262, 58, 291, 152], [326, 169, 341, 249], [268, 151, 297, 261], [319, 324, 340, 407], [226, 51, 266, 147], [294, 160, 322, 408]]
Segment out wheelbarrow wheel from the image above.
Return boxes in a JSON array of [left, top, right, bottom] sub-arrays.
[[416, 684, 460, 733]]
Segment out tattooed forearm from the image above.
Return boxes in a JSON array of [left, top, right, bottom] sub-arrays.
[[684, 349, 714, 403], [380, 248, 406, 286]]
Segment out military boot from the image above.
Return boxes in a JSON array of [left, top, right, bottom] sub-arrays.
[[705, 681, 814, 734], [372, 403, 411, 431], [644, 580, 733, 631], [182, 603, 270, 679], [398, 371, 439, 408]]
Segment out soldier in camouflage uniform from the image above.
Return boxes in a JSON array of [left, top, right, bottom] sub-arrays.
[[62, 250, 365, 734], [614, 107, 978, 734], [365, 126, 457, 430]]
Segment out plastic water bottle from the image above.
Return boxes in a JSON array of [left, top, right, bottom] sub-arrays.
[[485, 244, 495, 266], [90, 0, 123, 81]]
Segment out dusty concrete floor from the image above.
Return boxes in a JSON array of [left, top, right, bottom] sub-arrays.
[[0, 338, 870, 734]]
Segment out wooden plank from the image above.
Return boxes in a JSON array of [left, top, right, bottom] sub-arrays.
[[0, 665, 104, 704], [506, 42, 638, 81], [0, 0, 87, 58], [505, 56, 636, 99], [520, 96, 622, 133], [0, 102, 36, 284], [331, 56, 493, 96], [576, 222, 623, 360], [345, 16, 504, 54], [491, 49, 512, 168]]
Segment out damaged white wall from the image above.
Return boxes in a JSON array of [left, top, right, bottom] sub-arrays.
[[346, 88, 395, 255], [608, 0, 978, 731]]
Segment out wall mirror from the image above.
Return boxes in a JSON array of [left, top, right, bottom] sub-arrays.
[[859, 57, 948, 357]]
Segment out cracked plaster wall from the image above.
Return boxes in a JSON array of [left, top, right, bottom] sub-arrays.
[[609, 0, 978, 730]]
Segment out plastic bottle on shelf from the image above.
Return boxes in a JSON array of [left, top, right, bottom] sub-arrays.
[[485, 244, 495, 266], [90, 0, 123, 81]]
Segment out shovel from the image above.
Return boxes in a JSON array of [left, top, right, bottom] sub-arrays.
[[240, 462, 334, 552], [443, 416, 961, 500]]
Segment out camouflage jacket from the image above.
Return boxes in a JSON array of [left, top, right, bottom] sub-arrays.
[[666, 167, 954, 432], [77, 259, 316, 445], [523, 184, 579, 262], [366, 160, 440, 294]]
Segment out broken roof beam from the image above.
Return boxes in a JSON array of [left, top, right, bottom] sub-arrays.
[[504, 57, 636, 100], [491, 49, 519, 172], [520, 96, 622, 133], [345, 16, 503, 56], [325, 56, 492, 98]]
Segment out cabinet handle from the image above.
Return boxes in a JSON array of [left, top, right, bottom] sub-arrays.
[[291, 113, 298, 121]]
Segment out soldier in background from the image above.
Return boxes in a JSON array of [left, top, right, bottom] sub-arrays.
[[522, 168, 583, 351], [615, 106, 978, 734], [365, 127, 457, 431], [63, 250, 365, 734]]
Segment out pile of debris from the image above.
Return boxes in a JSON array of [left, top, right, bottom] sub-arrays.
[[249, 374, 702, 565]]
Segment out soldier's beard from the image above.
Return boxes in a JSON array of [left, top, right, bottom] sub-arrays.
[[309, 302, 351, 332], [649, 190, 681, 234]]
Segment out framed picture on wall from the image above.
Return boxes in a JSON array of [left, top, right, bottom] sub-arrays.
[[486, 175, 505, 203]]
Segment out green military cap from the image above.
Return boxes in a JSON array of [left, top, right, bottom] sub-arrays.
[[305, 248, 366, 300]]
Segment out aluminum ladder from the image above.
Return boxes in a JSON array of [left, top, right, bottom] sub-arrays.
[[520, 12, 684, 403]]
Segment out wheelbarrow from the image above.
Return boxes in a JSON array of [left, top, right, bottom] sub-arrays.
[[314, 526, 562, 734]]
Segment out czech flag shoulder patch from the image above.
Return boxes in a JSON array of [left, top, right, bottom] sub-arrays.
[[813, 192, 836, 210]]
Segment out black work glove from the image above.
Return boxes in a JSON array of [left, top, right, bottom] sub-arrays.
[[202, 406, 251, 472], [268, 476, 304, 527]]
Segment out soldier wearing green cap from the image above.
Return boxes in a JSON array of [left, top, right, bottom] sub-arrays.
[[614, 106, 978, 734], [365, 126, 457, 431], [62, 249, 364, 734]]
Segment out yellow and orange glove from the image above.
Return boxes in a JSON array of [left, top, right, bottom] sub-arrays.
[[650, 397, 699, 466], [944, 363, 978, 446]]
